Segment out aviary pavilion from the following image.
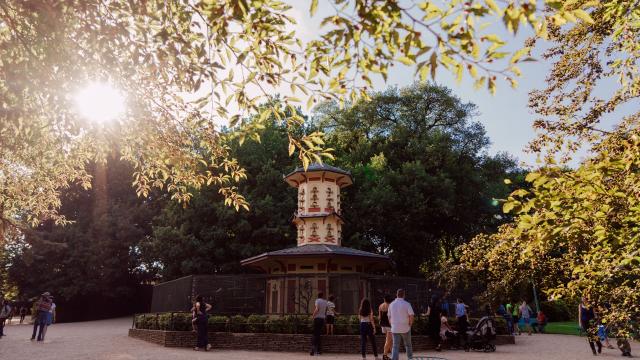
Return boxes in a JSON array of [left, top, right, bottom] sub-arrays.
[[150, 164, 431, 315]]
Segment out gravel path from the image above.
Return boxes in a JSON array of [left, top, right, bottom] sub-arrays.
[[0, 317, 636, 360]]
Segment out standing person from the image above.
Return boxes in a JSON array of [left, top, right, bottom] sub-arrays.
[[508, 301, 521, 335], [441, 297, 450, 317], [388, 289, 414, 360], [310, 292, 327, 356], [426, 296, 442, 351], [519, 300, 533, 335], [193, 295, 212, 351], [455, 298, 469, 344], [40, 299, 56, 341], [497, 303, 514, 335], [358, 298, 379, 360], [7, 303, 15, 325], [378, 295, 393, 360], [31, 292, 52, 341], [579, 298, 602, 356], [326, 295, 337, 335], [19, 306, 28, 324], [0, 299, 11, 337]]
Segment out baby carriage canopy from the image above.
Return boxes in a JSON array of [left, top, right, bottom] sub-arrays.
[[464, 316, 497, 352]]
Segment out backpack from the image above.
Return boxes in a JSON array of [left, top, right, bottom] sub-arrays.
[[0, 304, 10, 318]]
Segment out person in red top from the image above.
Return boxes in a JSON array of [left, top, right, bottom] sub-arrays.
[[31, 292, 52, 342], [536, 311, 547, 333]]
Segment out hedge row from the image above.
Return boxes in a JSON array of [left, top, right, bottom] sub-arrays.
[[134, 313, 508, 335]]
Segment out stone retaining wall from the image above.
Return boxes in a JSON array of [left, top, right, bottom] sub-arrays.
[[128, 329, 515, 353]]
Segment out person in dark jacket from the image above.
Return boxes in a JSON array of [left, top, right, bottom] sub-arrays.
[[427, 296, 442, 351], [192, 295, 212, 351]]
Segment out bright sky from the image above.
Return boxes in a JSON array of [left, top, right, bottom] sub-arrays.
[[284, 3, 567, 168]]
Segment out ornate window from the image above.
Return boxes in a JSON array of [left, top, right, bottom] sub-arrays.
[[326, 187, 334, 210], [325, 223, 335, 242], [298, 188, 305, 211], [336, 193, 341, 212], [297, 224, 305, 241], [310, 187, 319, 208], [309, 223, 319, 241]]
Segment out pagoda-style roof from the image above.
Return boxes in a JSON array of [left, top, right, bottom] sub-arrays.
[[284, 163, 353, 188], [240, 244, 392, 269]]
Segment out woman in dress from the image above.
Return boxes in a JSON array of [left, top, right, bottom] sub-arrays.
[[358, 298, 379, 360], [378, 294, 393, 360]]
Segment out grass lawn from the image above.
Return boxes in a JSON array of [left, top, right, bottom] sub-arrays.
[[545, 321, 582, 336]]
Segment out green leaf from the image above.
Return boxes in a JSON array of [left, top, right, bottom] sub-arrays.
[[310, 0, 318, 16]]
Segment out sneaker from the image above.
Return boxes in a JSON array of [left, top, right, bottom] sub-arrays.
[[206, 344, 212, 351], [383, 355, 390, 360]]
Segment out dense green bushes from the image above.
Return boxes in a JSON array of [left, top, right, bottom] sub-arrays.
[[134, 313, 510, 335], [541, 300, 574, 322]]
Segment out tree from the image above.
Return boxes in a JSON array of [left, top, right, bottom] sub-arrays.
[[442, 129, 640, 336], [438, 0, 640, 336], [5, 158, 161, 320], [0, 0, 593, 237], [142, 116, 300, 280], [314, 83, 524, 276]]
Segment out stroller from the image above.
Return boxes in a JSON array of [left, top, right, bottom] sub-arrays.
[[464, 316, 497, 352]]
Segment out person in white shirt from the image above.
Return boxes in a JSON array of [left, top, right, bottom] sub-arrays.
[[387, 289, 414, 360], [310, 292, 328, 356]]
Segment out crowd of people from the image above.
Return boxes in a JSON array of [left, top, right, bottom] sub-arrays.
[[0, 292, 57, 343]]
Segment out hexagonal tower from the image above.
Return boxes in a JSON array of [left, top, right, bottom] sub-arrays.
[[284, 163, 352, 246]]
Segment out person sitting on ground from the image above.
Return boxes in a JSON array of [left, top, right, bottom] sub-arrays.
[[617, 338, 633, 357], [439, 310, 459, 348]]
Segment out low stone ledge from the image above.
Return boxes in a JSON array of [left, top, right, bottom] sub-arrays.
[[128, 329, 514, 353]]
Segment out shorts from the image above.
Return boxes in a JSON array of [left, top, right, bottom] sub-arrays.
[[46, 312, 53, 325], [381, 326, 391, 334], [521, 317, 530, 326], [325, 315, 335, 325]]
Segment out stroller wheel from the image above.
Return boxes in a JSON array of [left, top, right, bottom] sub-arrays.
[[488, 344, 496, 352]]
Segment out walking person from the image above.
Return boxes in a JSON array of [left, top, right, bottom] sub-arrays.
[[31, 292, 52, 341], [358, 298, 379, 360], [19, 306, 28, 324], [519, 300, 533, 335], [0, 299, 11, 337], [497, 303, 514, 335], [378, 294, 393, 360], [455, 298, 469, 345], [426, 296, 442, 351], [326, 295, 337, 335], [388, 289, 414, 360], [579, 298, 602, 356], [193, 295, 212, 351], [40, 299, 56, 341], [508, 301, 521, 335], [310, 292, 327, 356]]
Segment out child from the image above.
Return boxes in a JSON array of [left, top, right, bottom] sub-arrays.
[[326, 295, 337, 335], [191, 300, 198, 332]]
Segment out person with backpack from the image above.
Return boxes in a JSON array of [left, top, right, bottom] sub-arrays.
[[0, 298, 11, 337], [31, 292, 52, 342]]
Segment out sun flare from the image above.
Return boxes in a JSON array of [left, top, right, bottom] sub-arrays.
[[73, 82, 125, 123]]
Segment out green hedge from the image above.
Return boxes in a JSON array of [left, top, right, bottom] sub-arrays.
[[133, 313, 509, 335]]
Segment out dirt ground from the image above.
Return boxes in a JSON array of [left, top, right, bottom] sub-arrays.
[[0, 317, 636, 360]]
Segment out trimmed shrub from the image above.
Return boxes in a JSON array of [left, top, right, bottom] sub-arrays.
[[229, 315, 247, 333], [265, 318, 287, 333], [171, 313, 192, 331], [208, 315, 229, 332], [412, 315, 429, 335], [246, 314, 268, 333]]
